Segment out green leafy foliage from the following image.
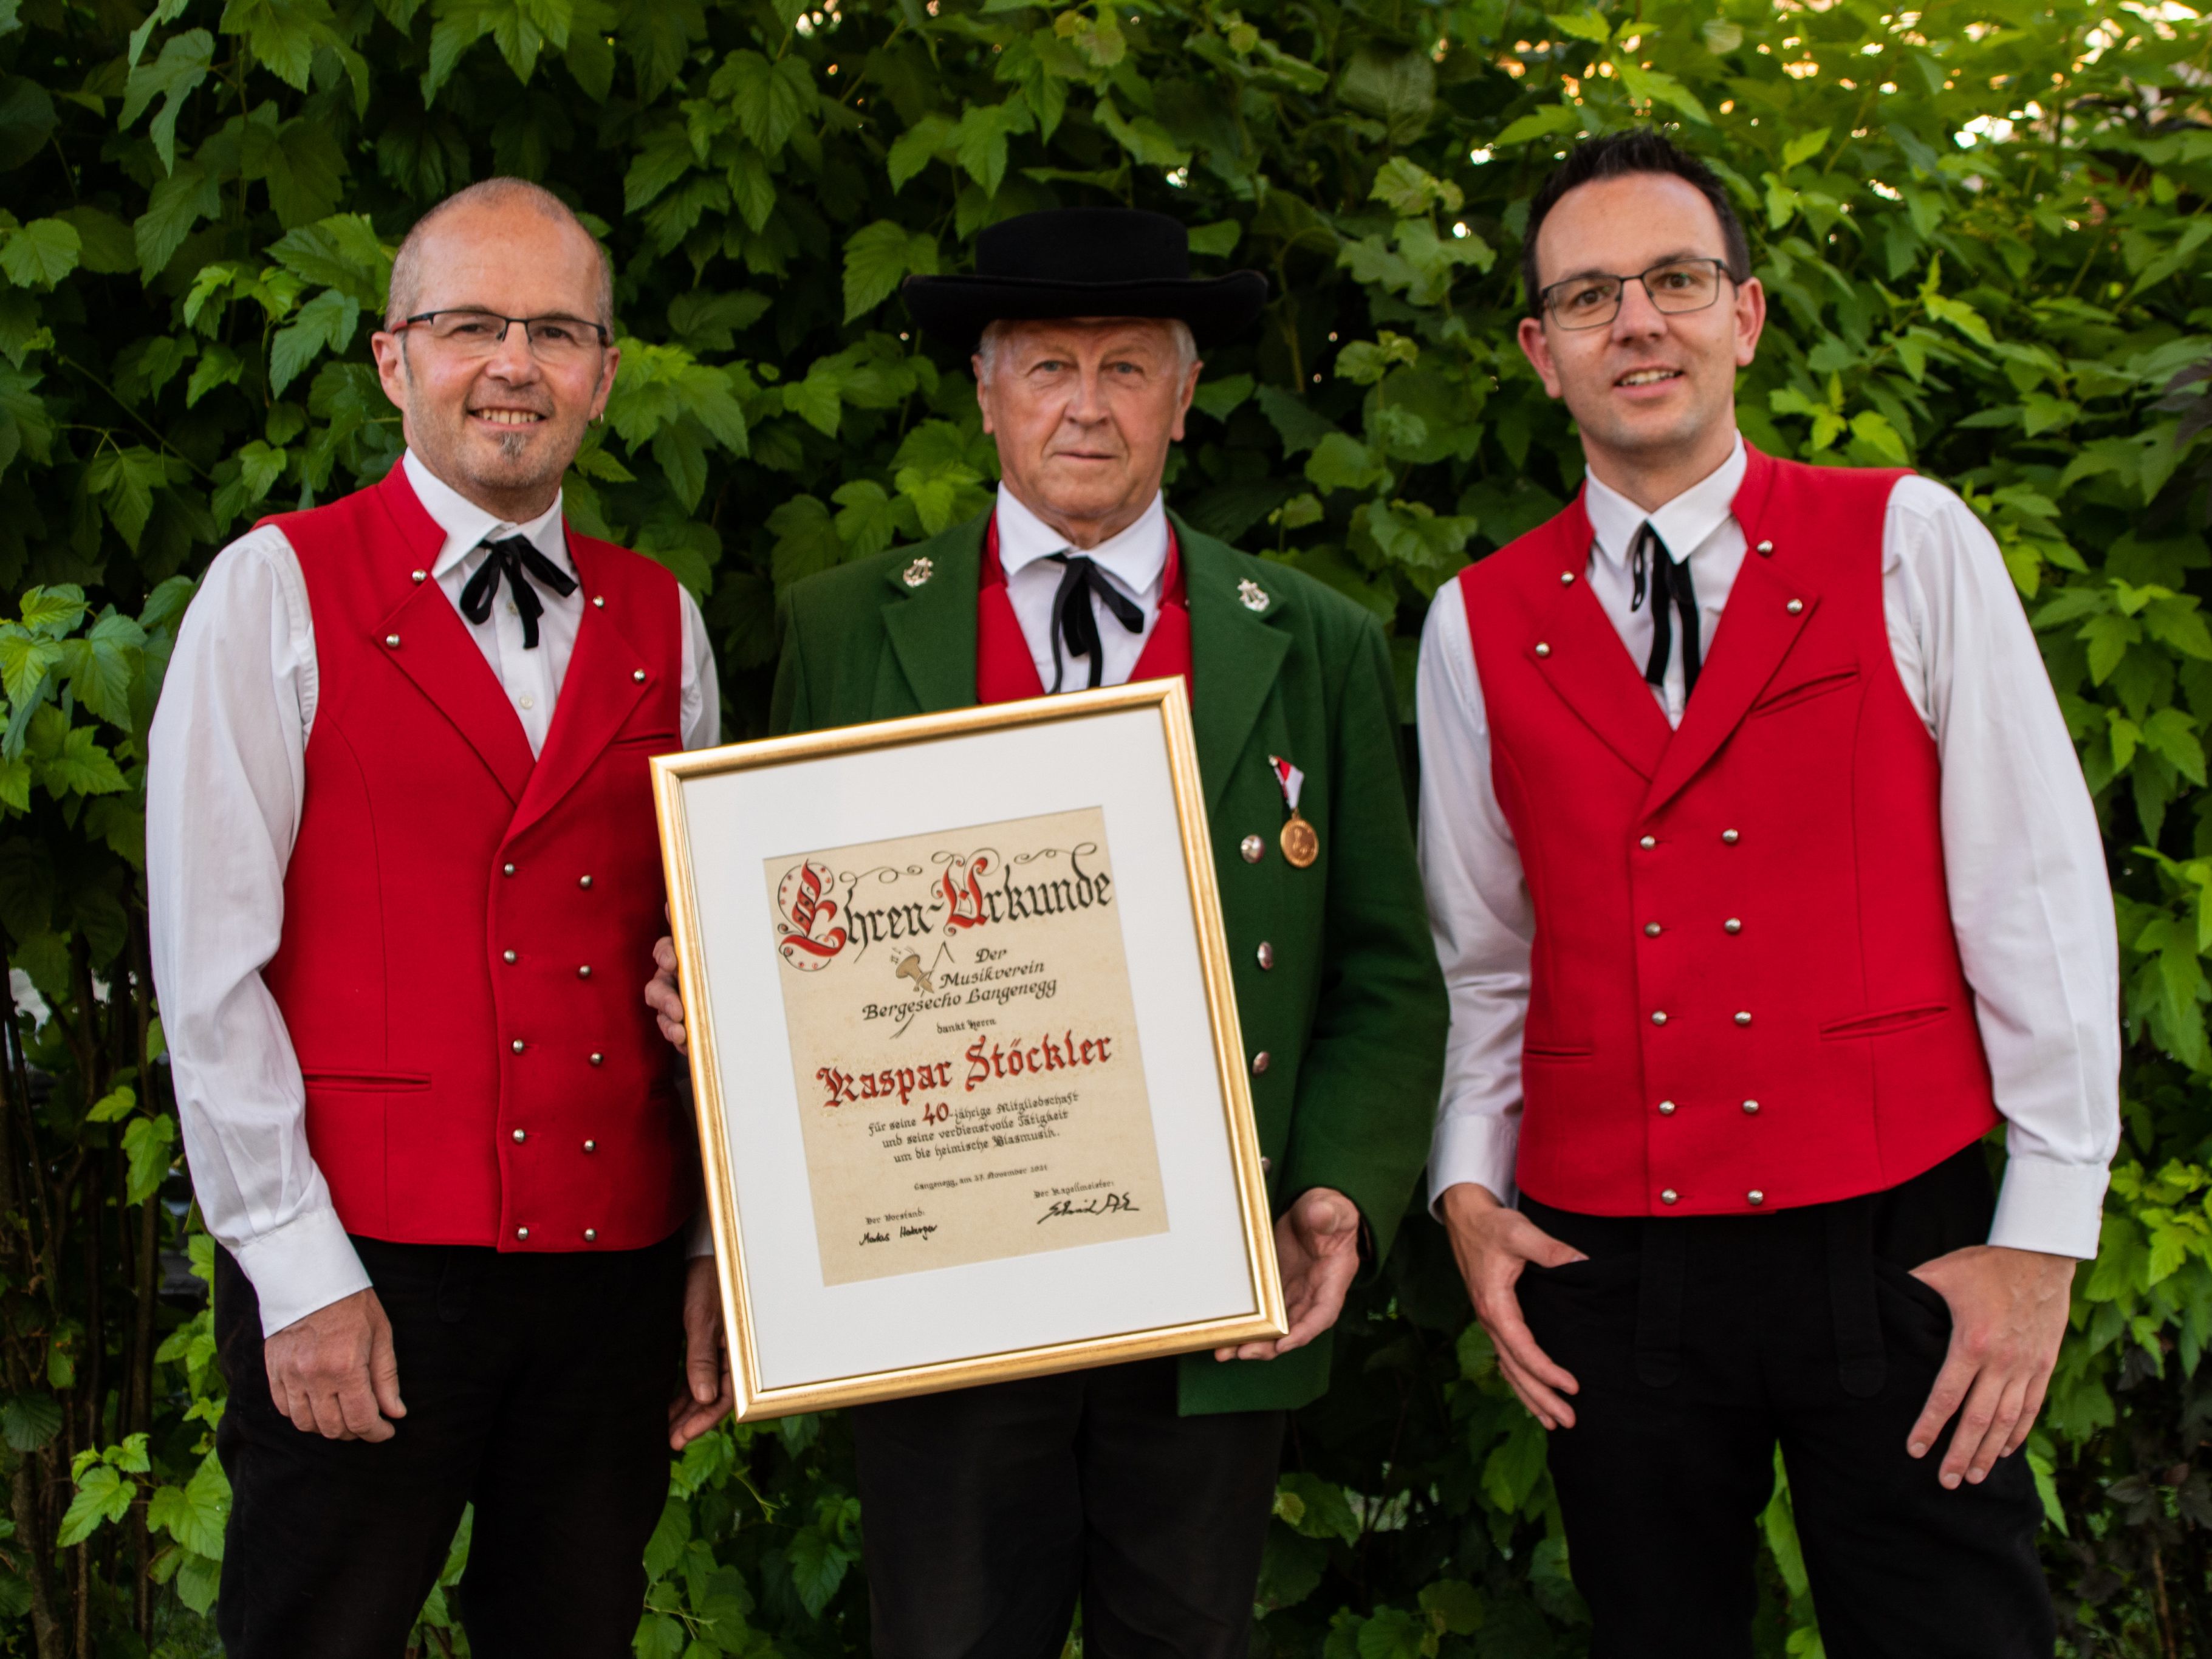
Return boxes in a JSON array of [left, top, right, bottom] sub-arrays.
[[0, 0, 2204, 1653]]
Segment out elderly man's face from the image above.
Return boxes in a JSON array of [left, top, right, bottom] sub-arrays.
[[369, 202, 618, 520], [975, 319, 1200, 547]]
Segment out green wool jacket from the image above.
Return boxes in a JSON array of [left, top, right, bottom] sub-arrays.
[[770, 507, 1447, 1415]]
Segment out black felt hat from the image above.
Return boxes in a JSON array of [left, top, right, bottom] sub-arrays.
[[902, 208, 1269, 354]]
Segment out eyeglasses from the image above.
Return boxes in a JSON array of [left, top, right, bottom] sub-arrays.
[[394, 311, 611, 360], [1539, 258, 1736, 329]]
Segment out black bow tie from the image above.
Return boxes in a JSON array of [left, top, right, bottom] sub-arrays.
[[458, 534, 578, 650], [1045, 553, 1145, 693], [1628, 522, 1701, 697]]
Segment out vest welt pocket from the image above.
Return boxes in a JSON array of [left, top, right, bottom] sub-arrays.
[[1521, 1042, 1596, 1061], [1748, 666, 1860, 717], [300, 1069, 432, 1090], [1818, 1005, 1950, 1040]]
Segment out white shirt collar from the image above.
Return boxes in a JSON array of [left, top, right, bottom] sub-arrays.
[[402, 450, 572, 581], [995, 484, 1170, 600], [1583, 432, 1747, 569]]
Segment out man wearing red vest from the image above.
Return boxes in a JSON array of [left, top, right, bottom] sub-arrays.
[[1422, 132, 2117, 1655], [647, 207, 1447, 1657], [148, 180, 730, 1658]]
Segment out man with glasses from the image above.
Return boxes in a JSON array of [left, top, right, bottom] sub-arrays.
[[148, 178, 728, 1658], [1420, 131, 2116, 1654]]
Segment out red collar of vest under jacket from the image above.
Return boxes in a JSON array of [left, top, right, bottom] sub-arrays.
[[976, 512, 1193, 705]]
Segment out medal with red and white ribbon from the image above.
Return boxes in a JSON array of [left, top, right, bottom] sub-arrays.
[[1269, 754, 1319, 869]]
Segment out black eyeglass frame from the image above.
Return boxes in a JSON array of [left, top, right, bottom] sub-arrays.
[[394, 310, 613, 349], [1537, 258, 1739, 330]]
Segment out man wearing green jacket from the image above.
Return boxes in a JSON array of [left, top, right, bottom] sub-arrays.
[[649, 206, 1443, 1658]]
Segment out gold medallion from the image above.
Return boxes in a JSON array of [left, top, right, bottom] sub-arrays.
[[1279, 811, 1319, 869]]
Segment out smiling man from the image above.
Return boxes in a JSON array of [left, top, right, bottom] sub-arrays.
[[646, 206, 1445, 1657], [1419, 131, 2117, 1656], [148, 179, 729, 1658]]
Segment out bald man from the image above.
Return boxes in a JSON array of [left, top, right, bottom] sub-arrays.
[[148, 179, 729, 1659]]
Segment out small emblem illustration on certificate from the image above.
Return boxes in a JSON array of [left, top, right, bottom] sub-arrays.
[[766, 807, 1169, 1285]]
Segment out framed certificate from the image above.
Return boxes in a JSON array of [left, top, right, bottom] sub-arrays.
[[652, 680, 1286, 1420]]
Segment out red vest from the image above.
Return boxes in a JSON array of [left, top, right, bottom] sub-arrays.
[[1459, 446, 1999, 1217], [260, 467, 696, 1253], [976, 516, 1193, 703]]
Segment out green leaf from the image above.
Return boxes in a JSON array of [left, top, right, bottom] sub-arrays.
[[1187, 221, 1241, 258], [783, 363, 844, 437], [1419, 1578, 1485, 1635], [1781, 126, 1833, 170], [843, 220, 925, 323], [120, 29, 213, 174], [84, 446, 177, 550], [786, 1525, 853, 1618], [830, 479, 899, 557], [135, 163, 222, 281], [1613, 59, 1709, 124], [1546, 9, 1612, 43], [1370, 157, 1461, 219], [767, 494, 844, 587], [41, 727, 128, 798], [711, 50, 815, 158], [1354, 1607, 1425, 1659], [262, 119, 347, 228], [1192, 373, 1254, 421], [888, 115, 953, 193], [1256, 385, 1338, 456], [1481, 1414, 1547, 1513], [623, 121, 696, 213], [1493, 104, 1581, 147], [0, 219, 79, 289], [269, 289, 361, 397], [1335, 44, 1434, 145], [86, 1085, 136, 1124], [952, 100, 1035, 195], [58, 1463, 132, 1547], [121, 1113, 177, 1206], [1276, 1473, 1360, 1543], [1306, 431, 1388, 496], [56, 208, 137, 277], [0, 1392, 59, 1452], [218, 0, 335, 91]]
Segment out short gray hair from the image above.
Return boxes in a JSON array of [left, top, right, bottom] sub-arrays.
[[974, 317, 1197, 386], [385, 178, 615, 330]]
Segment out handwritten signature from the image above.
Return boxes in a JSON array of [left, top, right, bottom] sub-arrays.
[[1038, 1192, 1138, 1225]]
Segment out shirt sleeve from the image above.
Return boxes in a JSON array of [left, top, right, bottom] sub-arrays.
[[679, 584, 721, 752], [1416, 583, 1536, 1213], [1883, 476, 2120, 1259], [146, 528, 374, 1334], [677, 585, 721, 1257]]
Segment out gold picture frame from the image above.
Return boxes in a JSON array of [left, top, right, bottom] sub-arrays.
[[652, 679, 1286, 1420]]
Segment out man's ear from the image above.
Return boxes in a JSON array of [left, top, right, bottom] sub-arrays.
[[1168, 356, 1202, 443], [370, 330, 412, 420], [1517, 315, 1564, 400], [973, 354, 996, 434], [591, 343, 623, 422], [1732, 276, 1767, 369]]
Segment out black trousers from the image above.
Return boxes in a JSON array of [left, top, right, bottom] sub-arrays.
[[1516, 1148, 2052, 1659], [851, 1357, 1284, 1659], [213, 1233, 686, 1659]]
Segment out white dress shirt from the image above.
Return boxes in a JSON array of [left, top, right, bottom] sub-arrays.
[[996, 484, 1169, 689], [148, 451, 721, 1333], [1418, 434, 2119, 1259]]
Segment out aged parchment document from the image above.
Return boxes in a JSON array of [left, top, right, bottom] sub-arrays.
[[764, 807, 1168, 1285]]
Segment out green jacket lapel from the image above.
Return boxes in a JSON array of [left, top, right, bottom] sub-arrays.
[[1179, 514, 1292, 812], [878, 512, 987, 715]]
